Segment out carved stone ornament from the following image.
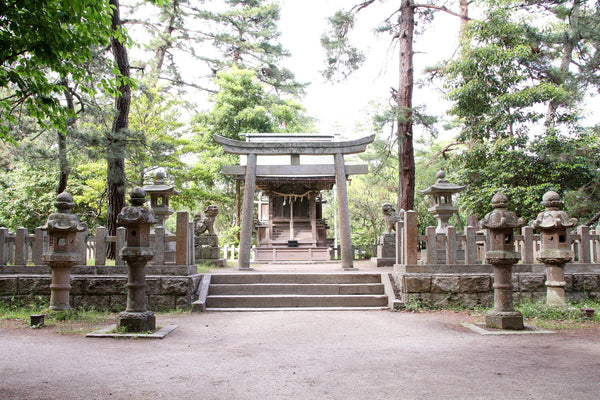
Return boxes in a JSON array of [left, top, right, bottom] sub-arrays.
[[479, 192, 525, 231], [117, 187, 158, 226], [530, 191, 578, 231], [41, 192, 87, 233]]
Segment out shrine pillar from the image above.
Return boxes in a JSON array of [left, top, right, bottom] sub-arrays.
[[335, 152, 354, 269], [239, 153, 257, 270]]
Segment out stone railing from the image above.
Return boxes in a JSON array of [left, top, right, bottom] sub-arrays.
[[0, 211, 195, 268], [395, 210, 600, 266]]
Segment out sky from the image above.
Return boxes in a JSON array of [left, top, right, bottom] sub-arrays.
[[277, 0, 463, 139]]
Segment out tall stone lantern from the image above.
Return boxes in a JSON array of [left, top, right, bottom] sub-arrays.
[[530, 191, 577, 307], [42, 192, 87, 311], [419, 170, 465, 234], [479, 193, 525, 330], [143, 171, 180, 227], [117, 187, 158, 332]]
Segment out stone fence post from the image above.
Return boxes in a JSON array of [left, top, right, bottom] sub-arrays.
[[95, 226, 106, 266], [0, 227, 7, 265], [464, 225, 478, 264], [403, 210, 418, 265], [176, 211, 189, 266], [15, 227, 27, 265]]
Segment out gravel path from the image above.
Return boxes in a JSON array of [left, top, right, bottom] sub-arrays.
[[1, 310, 599, 400]]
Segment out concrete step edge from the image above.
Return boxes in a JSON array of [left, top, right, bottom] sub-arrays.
[[204, 307, 390, 312]]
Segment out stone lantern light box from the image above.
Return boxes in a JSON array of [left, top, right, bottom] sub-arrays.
[[143, 171, 180, 227], [419, 170, 465, 234]]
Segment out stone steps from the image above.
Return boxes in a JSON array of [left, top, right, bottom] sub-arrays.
[[202, 273, 389, 311]]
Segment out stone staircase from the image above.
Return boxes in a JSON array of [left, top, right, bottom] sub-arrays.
[[193, 272, 390, 311]]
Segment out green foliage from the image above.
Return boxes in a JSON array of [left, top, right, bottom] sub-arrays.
[[320, 10, 365, 81], [442, 3, 600, 223], [0, 0, 114, 140]]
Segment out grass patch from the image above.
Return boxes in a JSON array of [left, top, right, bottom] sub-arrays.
[[197, 262, 226, 273], [515, 299, 599, 330], [0, 297, 114, 334]]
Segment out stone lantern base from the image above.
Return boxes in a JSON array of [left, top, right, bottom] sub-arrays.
[[117, 311, 156, 333], [485, 311, 524, 330]]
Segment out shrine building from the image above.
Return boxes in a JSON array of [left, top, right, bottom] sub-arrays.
[[217, 133, 373, 269]]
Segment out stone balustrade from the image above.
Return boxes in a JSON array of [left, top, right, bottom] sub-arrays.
[[0, 211, 195, 272], [394, 210, 600, 266]]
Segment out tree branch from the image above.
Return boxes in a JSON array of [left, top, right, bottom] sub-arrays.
[[413, 3, 472, 20]]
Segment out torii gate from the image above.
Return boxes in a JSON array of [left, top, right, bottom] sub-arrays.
[[214, 134, 375, 270]]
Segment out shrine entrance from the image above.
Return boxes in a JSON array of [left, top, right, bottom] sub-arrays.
[[216, 133, 374, 270]]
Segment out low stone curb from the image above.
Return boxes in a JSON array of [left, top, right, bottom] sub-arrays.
[[86, 324, 178, 339]]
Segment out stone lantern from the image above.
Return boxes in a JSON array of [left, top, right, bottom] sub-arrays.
[[479, 193, 525, 330], [116, 187, 158, 332], [419, 170, 465, 234], [143, 171, 180, 227], [41, 192, 87, 311], [530, 191, 577, 307]]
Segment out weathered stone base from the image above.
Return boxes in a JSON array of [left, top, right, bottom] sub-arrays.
[[0, 274, 202, 311], [393, 265, 600, 309], [196, 258, 227, 268], [370, 257, 395, 268], [117, 311, 156, 332], [485, 311, 524, 330]]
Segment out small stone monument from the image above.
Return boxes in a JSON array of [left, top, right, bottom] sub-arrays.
[[480, 193, 525, 330], [530, 191, 577, 307], [419, 170, 466, 264], [419, 170, 465, 234], [116, 187, 157, 332], [41, 192, 87, 311], [144, 171, 180, 263], [194, 205, 226, 267], [143, 171, 180, 227], [371, 203, 402, 267]]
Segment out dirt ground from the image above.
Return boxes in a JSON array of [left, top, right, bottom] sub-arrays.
[[1, 309, 599, 400]]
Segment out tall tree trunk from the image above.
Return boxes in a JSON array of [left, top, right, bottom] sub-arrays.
[[151, 0, 179, 86], [57, 78, 76, 194], [107, 0, 130, 257], [545, 0, 580, 131], [397, 0, 415, 212]]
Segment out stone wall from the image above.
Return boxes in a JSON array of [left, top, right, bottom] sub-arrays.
[[0, 274, 202, 312], [393, 271, 600, 309]]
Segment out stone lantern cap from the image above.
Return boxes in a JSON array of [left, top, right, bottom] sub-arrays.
[[419, 170, 466, 196], [117, 187, 158, 226], [479, 193, 524, 230], [143, 171, 180, 196], [530, 191, 577, 230], [41, 192, 87, 233]]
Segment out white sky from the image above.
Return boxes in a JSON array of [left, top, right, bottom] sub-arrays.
[[278, 0, 463, 140]]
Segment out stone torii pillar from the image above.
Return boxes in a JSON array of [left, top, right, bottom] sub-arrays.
[[214, 134, 374, 271]]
